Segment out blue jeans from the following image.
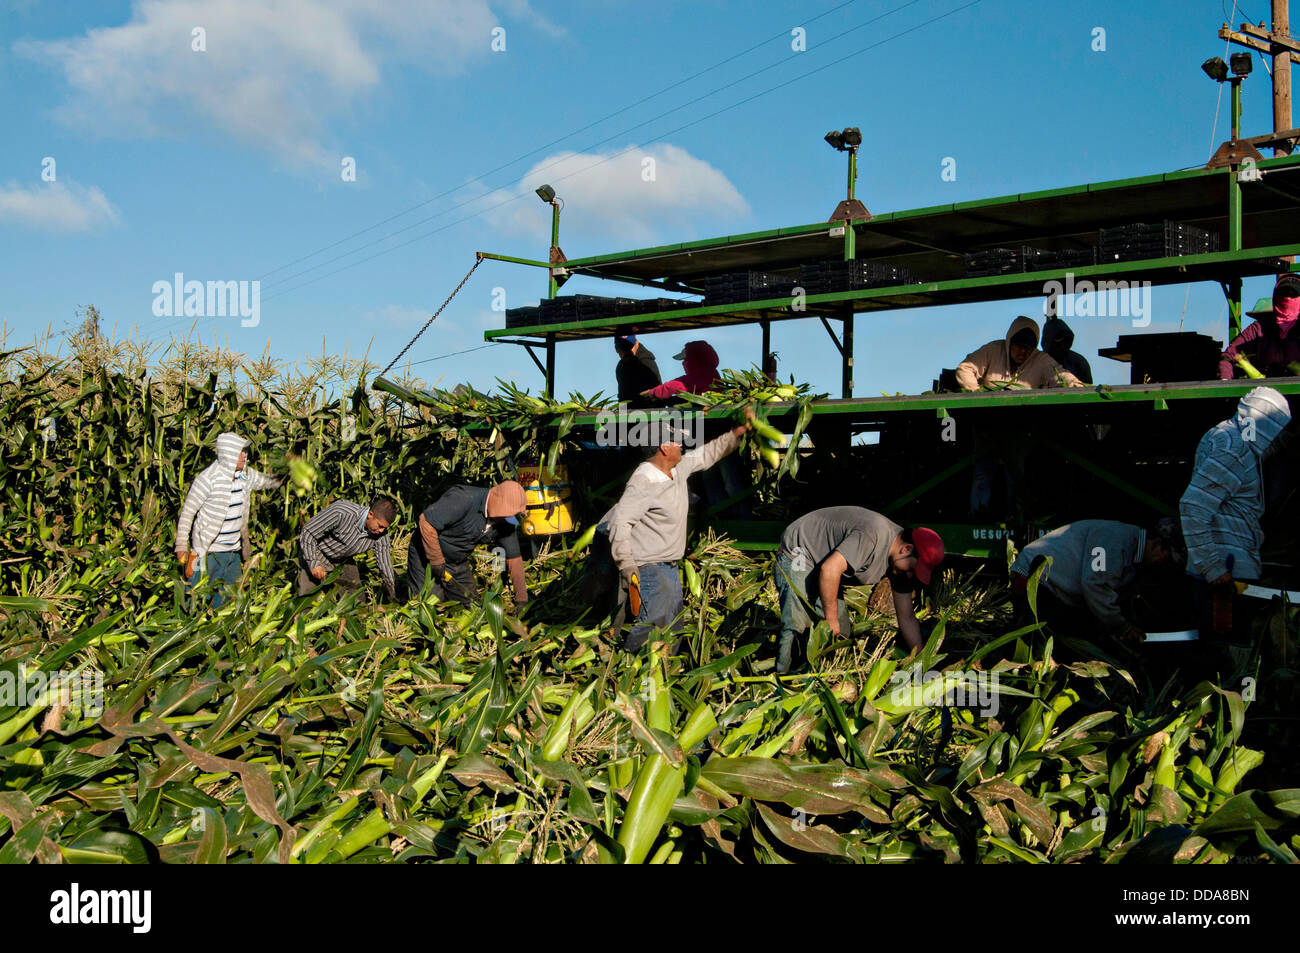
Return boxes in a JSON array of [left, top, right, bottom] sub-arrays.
[[626, 561, 684, 652], [187, 552, 241, 609], [774, 551, 850, 674]]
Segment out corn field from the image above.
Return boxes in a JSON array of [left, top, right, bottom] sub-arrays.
[[2, 317, 1299, 865]]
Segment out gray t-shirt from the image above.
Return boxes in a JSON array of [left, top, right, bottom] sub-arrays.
[[780, 506, 905, 588]]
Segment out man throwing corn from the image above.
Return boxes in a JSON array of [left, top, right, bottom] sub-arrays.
[[599, 408, 754, 652]]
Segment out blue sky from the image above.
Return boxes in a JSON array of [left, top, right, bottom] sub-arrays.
[[0, 0, 1287, 398]]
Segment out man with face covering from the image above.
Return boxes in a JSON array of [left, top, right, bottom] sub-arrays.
[[642, 340, 723, 399], [406, 480, 530, 608], [174, 432, 283, 609], [1218, 275, 1300, 380], [1180, 387, 1292, 638], [956, 317, 1084, 518]]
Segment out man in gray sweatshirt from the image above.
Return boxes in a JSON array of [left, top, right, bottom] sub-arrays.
[[1009, 518, 1185, 642], [599, 408, 754, 651]]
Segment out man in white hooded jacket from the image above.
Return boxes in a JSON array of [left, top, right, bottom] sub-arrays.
[[174, 432, 282, 607]]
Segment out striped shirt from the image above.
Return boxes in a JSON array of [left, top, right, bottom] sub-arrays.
[[1179, 388, 1291, 582], [299, 500, 396, 599], [210, 478, 246, 553]]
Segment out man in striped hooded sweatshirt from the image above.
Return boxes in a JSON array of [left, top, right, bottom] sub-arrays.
[[174, 432, 282, 608], [1180, 386, 1292, 636]]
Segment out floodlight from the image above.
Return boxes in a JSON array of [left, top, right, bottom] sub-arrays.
[[1230, 52, 1253, 75], [1201, 57, 1229, 82], [824, 130, 844, 151], [842, 127, 862, 147], [535, 184, 556, 203]]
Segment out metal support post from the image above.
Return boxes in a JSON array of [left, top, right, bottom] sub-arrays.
[[845, 148, 858, 261], [842, 306, 854, 399], [545, 333, 556, 398]]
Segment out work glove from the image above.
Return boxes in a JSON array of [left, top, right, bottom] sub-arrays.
[[623, 568, 642, 618]]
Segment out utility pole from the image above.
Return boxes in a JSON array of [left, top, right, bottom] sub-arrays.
[[1220, 0, 1297, 155]]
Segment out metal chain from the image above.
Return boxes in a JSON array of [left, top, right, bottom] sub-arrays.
[[377, 255, 485, 379]]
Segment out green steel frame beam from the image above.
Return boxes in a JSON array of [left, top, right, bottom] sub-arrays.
[[534, 153, 1300, 276], [375, 375, 1300, 424], [484, 242, 1300, 342]]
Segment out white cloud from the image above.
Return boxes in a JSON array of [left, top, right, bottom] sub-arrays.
[[476, 144, 750, 245], [16, 0, 550, 170], [0, 180, 122, 232]]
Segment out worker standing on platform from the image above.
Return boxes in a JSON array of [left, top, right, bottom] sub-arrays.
[[1009, 518, 1185, 644], [774, 507, 945, 674], [1041, 316, 1093, 384], [1179, 387, 1292, 644], [956, 316, 1084, 391], [406, 480, 530, 609], [641, 340, 723, 399], [957, 316, 1084, 520], [615, 332, 661, 406], [1218, 275, 1300, 380], [599, 408, 754, 652]]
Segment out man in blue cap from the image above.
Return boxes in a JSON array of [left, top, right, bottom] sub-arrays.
[[615, 330, 661, 406]]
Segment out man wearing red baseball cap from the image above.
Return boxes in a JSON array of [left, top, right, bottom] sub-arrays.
[[774, 506, 944, 673]]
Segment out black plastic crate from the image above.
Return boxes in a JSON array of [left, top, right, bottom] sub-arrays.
[[1035, 247, 1097, 271], [575, 295, 619, 319], [539, 294, 615, 322], [613, 298, 645, 316], [538, 296, 574, 321], [799, 259, 911, 293], [964, 247, 1027, 277], [1098, 221, 1219, 261], [505, 306, 541, 328], [702, 271, 791, 304]]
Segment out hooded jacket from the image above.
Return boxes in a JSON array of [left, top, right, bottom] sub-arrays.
[[644, 341, 722, 399], [955, 316, 1084, 391], [174, 432, 281, 561], [1041, 317, 1093, 384], [1179, 386, 1292, 581], [1217, 307, 1300, 379]]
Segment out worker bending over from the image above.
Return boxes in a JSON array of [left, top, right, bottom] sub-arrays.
[[774, 506, 945, 673], [298, 497, 398, 600], [1009, 518, 1185, 644], [407, 480, 529, 609]]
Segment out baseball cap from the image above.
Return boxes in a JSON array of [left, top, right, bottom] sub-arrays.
[[911, 527, 945, 585], [614, 332, 637, 347]]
